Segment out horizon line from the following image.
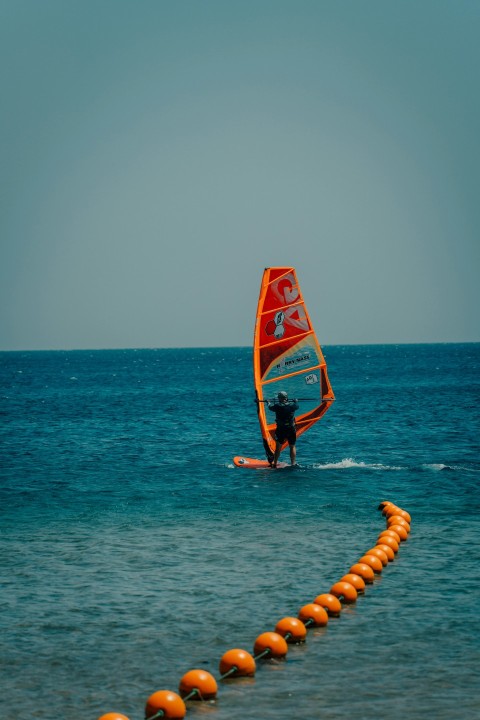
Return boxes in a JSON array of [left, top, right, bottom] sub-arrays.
[[1, 340, 479, 353]]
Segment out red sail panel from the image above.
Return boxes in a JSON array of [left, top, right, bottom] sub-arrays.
[[253, 267, 334, 459], [262, 269, 304, 312], [258, 303, 311, 348]]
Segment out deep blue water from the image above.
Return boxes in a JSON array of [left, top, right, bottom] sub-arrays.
[[1, 344, 479, 720]]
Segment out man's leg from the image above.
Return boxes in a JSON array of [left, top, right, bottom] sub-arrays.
[[273, 440, 282, 467], [289, 442, 296, 465]]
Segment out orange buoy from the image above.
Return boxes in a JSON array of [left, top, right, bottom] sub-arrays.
[[388, 524, 408, 541], [375, 543, 395, 561], [179, 669, 218, 700], [145, 690, 186, 720], [98, 714, 130, 720], [364, 547, 389, 566], [330, 581, 358, 603], [376, 534, 400, 552], [339, 573, 366, 593], [219, 648, 256, 677], [298, 602, 329, 627], [378, 528, 402, 541], [387, 516, 411, 532], [385, 506, 411, 523], [275, 616, 307, 643], [358, 554, 383, 573], [349, 563, 375, 583], [313, 593, 342, 616], [253, 631, 288, 659], [378, 500, 396, 511], [381, 503, 399, 516]]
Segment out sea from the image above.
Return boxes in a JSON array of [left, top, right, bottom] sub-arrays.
[[1, 343, 479, 720]]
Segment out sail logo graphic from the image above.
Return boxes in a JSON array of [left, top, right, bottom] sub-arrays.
[[305, 373, 319, 385], [275, 352, 311, 373], [265, 311, 285, 339], [272, 352, 312, 375], [271, 273, 298, 305], [265, 306, 309, 341]]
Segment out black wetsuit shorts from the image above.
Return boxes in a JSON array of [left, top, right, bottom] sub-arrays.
[[275, 425, 297, 445]]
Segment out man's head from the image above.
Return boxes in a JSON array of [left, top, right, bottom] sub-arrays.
[[278, 391, 288, 403]]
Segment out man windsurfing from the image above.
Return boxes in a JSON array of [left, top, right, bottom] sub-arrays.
[[267, 391, 299, 467]]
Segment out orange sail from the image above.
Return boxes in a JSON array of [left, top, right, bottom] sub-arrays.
[[253, 267, 334, 462]]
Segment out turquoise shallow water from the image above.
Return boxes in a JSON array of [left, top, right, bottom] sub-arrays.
[[1, 344, 479, 719]]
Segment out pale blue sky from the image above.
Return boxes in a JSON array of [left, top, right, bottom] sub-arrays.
[[1, 0, 479, 350]]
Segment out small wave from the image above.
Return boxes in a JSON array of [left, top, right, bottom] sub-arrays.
[[312, 458, 403, 471], [421, 463, 480, 473], [422, 463, 452, 471]]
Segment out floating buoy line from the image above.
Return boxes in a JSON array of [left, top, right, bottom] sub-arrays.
[[98, 500, 411, 720]]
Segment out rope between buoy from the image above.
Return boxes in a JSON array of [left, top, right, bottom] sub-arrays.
[[146, 710, 165, 720], [253, 648, 271, 661], [182, 688, 201, 701]]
